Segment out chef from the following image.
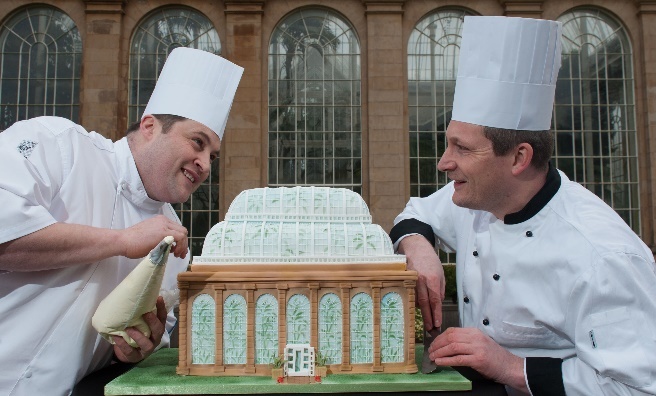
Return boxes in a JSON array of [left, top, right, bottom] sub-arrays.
[[391, 16, 656, 395], [0, 47, 243, 395]]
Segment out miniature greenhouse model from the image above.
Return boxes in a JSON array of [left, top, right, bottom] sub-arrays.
[[176, 186, 418, 377]]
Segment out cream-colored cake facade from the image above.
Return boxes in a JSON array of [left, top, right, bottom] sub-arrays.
[[177, 187, 417, 378]]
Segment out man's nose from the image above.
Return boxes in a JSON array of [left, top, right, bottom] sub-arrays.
[[437, 149, 454, 172]]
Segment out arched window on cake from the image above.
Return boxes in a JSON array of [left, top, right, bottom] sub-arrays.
[[380, 292, 404, 363], [255, 294, 279, 364], [223, 294, 247, 364], [128, 7, 222, 256], [0, 5, 82, 130], [268, 8, 362, 193], [350, 292, 373, 363], [555, 8, 639, 232], [318, 293, 342, 364], [191, 293, 215, 364], [286, 294, 310, 344]]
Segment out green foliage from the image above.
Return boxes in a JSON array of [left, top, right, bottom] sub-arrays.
[[315, 350, 327, 367], [443, 264, 457, 303], [270, 354, 287, 369]]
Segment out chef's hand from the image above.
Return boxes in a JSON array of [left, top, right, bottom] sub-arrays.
[[120, 215, 188, 259], [428, 327, 528, 393], [398, 235, 444, 330], [113, 297, 167, 364]]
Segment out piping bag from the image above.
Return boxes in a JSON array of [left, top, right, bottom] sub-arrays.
[[92, 236, 174, 347]]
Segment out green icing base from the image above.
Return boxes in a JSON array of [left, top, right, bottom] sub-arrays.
[[105, 347, 471, 395]]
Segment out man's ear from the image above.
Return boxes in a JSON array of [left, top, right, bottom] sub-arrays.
[[511, 142, 534, 176], [139, 115, 157, 140]]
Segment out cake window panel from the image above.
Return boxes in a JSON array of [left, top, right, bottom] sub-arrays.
[[314, 223, 330, 255], [222, 222, 244, 256], [286, 294, 311, 344], [319, 293, 342, 364], [380, 292, 404, 363], [223, 294, 247, 364], [191, 294, 215, 364], [330, 224, 347, 255], [245, 221, 263, 256], [350, 292, 373, 364], [281, 223, 297, 256], [255, 294, 279, 364], [346, 223, 367, 255], [261, 222, 281, 256], [297, 222, 312, 256]]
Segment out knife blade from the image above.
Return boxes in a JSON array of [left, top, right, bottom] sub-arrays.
[[421, 327, 442, 374]]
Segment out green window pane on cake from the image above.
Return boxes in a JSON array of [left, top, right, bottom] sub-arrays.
[[191, 294, 215, 364], [350, 292, 373, 364], [319, 293, 342, 364], [287, 294, 310, 344], [381, 292, 404, 363], [255, 294, 279, 364], [223, 294, 247, 364]]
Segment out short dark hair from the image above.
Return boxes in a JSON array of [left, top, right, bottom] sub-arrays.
[[125, 114, 187, 135], [483, 126, 554, 170]]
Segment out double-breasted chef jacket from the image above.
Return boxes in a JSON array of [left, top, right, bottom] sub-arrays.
[[391, 164, 656, 395], [0, 117, 187, 395]]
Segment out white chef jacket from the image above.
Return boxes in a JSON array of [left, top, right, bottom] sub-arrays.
[[392, 165, 656, 395], [0, 117, 188, 396]]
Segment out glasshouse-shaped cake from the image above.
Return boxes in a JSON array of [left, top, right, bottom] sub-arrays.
[[177, 186, 418, 377]]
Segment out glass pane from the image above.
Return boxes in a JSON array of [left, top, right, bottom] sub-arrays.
[[0, 6, 81, 124], [268, 9, 361, 191], [556, 9, 639, 234]]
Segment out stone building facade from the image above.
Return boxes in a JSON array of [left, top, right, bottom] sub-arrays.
[[1, 0, 655, 254]]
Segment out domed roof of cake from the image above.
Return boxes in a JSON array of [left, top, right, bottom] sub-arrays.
[[197, 186, 402, 264]]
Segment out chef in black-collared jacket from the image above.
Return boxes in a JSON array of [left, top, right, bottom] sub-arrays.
[[390, 16, 656, 396]]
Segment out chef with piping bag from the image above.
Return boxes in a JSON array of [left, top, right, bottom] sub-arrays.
[[391, 16, 656, 395], [0, 48, 243, 395]]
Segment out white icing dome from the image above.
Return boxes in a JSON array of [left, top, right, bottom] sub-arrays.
[[197, 186, 402, 264]]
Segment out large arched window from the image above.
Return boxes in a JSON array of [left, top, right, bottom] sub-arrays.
[[555, 9, 639, 232], [223, 294, 247, 364], [191, 293, 215, 364], [0, 6, 81, 130], [286, 294, 310, 344], [129, 7, 222, 255], [255, 294, 278, 364], [268, 9, 362, 193], [408, 9, 471, 264], [350, 292, 373, 364], [318, 293, 342, 364], [407, 9, 471, 198]]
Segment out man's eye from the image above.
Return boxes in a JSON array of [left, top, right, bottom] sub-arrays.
[[194, 138, 203, 147]]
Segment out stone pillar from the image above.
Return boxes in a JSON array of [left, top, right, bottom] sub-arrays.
[[82, 0, 125, 140], [362, 0, 406, 231], [176, 283, 190, 375], [309, 282, 320, 349], [222, 1, 265, 217], [340, 283, 352, 371], [371, 282, 383, 371], [636, 0, 656, 252], [276, 284, 288, 356], [404, 279, 417, 373], [245, 286, 256, 373], [498, 0, 544, 18], [214, 286, 226, 373]]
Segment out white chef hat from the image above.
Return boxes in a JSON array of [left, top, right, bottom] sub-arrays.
[[142, 47, 244, 139], [452, 16, 562, 131]]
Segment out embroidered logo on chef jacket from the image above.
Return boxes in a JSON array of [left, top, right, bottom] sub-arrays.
[[17, 140, 38, 159]]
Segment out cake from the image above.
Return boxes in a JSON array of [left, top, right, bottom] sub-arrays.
[[176, 186, 418, 379]]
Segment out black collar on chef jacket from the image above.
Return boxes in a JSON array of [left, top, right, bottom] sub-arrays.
[[503, 161, 561, 225], [389, 162, 561, 246]]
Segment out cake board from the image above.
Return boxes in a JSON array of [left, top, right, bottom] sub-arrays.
[[104, 346, 472, 395]]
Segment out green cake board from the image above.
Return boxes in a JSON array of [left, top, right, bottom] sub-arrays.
[[105, 347, 471, 395]]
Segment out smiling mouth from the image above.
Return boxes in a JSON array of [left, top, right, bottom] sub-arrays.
[[182, 169, 196, 183]]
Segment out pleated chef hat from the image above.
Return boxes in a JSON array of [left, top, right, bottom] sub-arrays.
[[452, 16, 562, 131], [142, 48, 244, 139]]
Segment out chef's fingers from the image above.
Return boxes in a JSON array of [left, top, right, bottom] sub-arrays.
[[112, 335, 143, 363], [124, 326, 156, 356], [121, 216, 188, 259], [171, 234, 188, 259]]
